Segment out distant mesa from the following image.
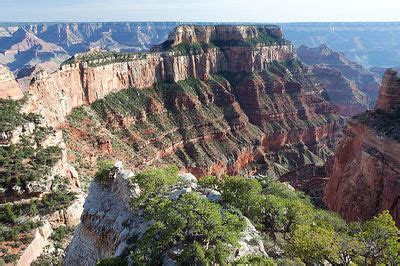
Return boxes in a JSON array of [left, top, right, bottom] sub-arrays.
[[297, 44, 381, 116]]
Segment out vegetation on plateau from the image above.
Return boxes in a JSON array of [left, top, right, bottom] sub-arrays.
[[0, 98, 75, 263], [98, 166, 399, 265], [61, 50, 147, 67], [0, 99, 62, 195]]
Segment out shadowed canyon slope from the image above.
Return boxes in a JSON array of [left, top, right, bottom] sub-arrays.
[[297, 45, 380, 116], [324, 69, 400, 226]]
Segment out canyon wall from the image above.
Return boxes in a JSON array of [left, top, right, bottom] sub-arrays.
[[57, 26, 339, 182], [26, 25, 294, 127], [324, 69, 400, 225]]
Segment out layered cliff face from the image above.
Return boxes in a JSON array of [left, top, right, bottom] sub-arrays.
[[0, 65, 23, 99], [324, 69, 400, 225], [26, 25, 294, 127], [297, 45, 380, 115], [0, 25, 340, 263], [48, 26, 339, 183], [311, 66, 369, 116]]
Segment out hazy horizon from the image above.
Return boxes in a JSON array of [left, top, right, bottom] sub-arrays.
[[2, 0, 400, 23]]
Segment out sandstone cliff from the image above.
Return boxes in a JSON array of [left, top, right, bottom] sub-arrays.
[[26, 25, 294, 127], [0, 65, 23, 99], [45, 26, 339, 182], [324, 69, 400, 225]]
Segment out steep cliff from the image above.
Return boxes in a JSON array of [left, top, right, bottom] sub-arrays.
[[0, 25, 340, 263], [375, 69, 400, 112], [0, 65, 23, 99], [25, 25, 294, 126], [297, 44, 380, 115], [324, 69, 400, 225], [310, 66, 369, 116], [37, 25, 339, 181]]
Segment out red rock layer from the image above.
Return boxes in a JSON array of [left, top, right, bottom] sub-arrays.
[[64, 64, 338, 180], [324, 120, 400, 225], [27, 44, 293, 126], [27, 25, 338, 182], [324, 70, 400, 225]]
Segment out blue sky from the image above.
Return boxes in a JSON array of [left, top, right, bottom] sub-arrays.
[[1, 0, 400, 22]]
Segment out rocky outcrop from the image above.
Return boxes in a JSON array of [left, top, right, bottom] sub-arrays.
[[154, 25, 284, 48], [65, 165, 146, 265], [324, 69, 400, 225], [0, 64, 23, 99], [297, 44, 380, 114], [375, 69, 400, 111], [65, 162, 266, 265]]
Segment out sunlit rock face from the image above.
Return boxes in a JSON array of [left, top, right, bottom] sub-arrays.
[[46, 25, 340, 183], [0, 64, 23, 100]]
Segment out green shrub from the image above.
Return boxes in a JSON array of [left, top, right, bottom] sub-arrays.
[[130, 166, 180, 207], [354, 210, 400, 265], [0, 99, 25, 133], [198, 175, 222, 190], [3, 253, 20, 263], [221, 176, 264, 221], [132, 192, 245, 265], [94, 159, 115, 183], [50, 226, 75, 243], [4, 204, 16, 224], [37, 191, 77, 215], [0, 142, 62, 193]]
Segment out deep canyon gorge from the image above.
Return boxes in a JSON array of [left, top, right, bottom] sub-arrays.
[[0, 24, 398, 265]]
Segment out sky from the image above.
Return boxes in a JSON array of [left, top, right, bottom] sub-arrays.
[[1, 0, 400, 23]]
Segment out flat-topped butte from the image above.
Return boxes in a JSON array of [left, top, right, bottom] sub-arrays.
[[61, 25, 291, 68]]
